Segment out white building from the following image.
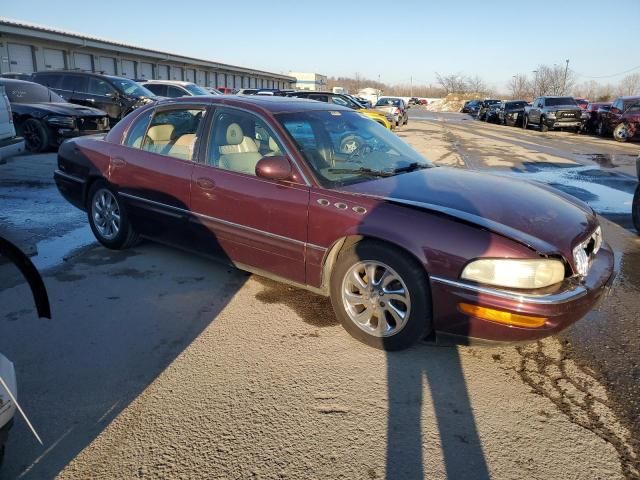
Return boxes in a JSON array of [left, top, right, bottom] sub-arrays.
[[287, 72, 327, 91], [0, 17, 295, 89]]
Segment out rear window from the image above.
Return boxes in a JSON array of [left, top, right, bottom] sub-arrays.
[[506, 101, 527, 109], [2, 82, 65, 104], [545, 97, 577, 107]]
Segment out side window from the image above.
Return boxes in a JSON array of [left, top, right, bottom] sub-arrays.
[[88, 78, 115, 97], [60, 75, 87, 93], [140, 108, 205, 161], [207, 108, 284, 176], [34, 73, 61, 89], [308, 94, 329, 103], [167, 86, 186, 98], [124, 109, 153, 148], [145, 84, 166, 96], [330, 96, 350, 107]]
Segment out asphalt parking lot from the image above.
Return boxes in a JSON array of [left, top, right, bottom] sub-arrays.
[[1, 110, 639, 479]]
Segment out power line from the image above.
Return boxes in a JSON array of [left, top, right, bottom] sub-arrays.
[[574, 64, 640, 79]]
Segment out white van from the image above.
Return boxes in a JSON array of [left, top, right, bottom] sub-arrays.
[[0, 86, 25, 162]]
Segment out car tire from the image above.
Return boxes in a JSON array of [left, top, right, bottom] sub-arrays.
[[329, 240, 432, 350], [403, 117, 408, 126], [539, 117, 549, 132], [21, 118, 50, 153], [87, 181, 140, 250], [633, 183, 640, 234], [613, 123, 630, 142]]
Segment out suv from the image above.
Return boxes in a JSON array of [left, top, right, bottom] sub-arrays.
[[139, 80, 213, 98], [597, 96, 640, 142], [31, 71, 157, 125], [0, 85, 25, 161], [498, 100, 529, 126], [374, 97, 409, 127], [523, 96, 583, 132]]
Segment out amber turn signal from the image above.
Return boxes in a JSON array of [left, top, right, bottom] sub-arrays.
[[458, 303, 547, 328]]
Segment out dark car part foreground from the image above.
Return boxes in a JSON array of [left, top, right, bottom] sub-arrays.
[[31, 71, 156, 125], [0, 79, 109, 152], [54, 96, 614, 350]]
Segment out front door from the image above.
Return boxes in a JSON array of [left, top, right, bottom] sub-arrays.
[[190, 106, 309, 283], [108, 104, 207, 247]]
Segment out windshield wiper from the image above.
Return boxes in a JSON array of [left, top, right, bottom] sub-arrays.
[[391, 162, 432, 174], [327, 167, 395, 177]]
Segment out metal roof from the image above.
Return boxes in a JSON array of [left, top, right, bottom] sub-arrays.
[[0, 17, 295, 81]]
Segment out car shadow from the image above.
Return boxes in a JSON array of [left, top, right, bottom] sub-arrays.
[[0, 183, 248, 479]]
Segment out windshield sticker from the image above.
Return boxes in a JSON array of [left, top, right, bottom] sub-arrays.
[[329, 111, 342, 116]]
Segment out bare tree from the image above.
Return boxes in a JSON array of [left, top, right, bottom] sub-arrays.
[[618, 73, 640, 96], [466, 75, 488, 95], [533, 64, 576, 96], [435, 72, 468, 95], [508, 74, 532, 99]]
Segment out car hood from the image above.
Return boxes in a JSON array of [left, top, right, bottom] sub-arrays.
[[337, 167, 598, 260], [17, 102, 106, 117]]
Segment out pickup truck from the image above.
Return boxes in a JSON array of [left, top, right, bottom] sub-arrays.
[[523, 96, 584, 132]]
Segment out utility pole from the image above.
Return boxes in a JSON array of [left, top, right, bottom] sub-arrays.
[[410, 76, 413, 97], [532, 70, 538, 97], [563, 59, 570, 94]]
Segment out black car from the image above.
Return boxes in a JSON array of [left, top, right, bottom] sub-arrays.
[[499, 100, 529, 126], [633, 155, 640, 234], [0, 78, 109, 153], [477, 99, 501, 121], [31, 71, 157, 125], [461, 99, 482, 114], [485, 103, 502, 123]]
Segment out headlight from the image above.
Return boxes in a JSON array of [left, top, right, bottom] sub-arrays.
[[581, 111, 590, 120], [47, 116, 75, 127], [461, 258, 565, 289], [546, 112, 556, 118]]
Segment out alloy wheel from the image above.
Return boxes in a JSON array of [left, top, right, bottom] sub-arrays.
[[341, 260, 411, 337], [23, 121, 43, 151], [91, 189, 121, 240]]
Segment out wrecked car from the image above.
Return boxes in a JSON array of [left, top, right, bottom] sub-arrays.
[[597, 96, 640, 142]]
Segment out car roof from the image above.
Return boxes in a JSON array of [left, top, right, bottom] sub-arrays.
[[0, 78, 41, 86], [154, 94, 354, 114], [142, 80, 194, 86]]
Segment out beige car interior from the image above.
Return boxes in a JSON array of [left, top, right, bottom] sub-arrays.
[[217, 123, 264, 175], [141, 122, 198, 161]]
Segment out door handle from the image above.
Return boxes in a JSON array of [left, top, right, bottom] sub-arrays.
[[112, 157, 127, 167], [196, 177, 216, 190]]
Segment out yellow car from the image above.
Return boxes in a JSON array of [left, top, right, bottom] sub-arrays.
[[359, 109, 394, 130]]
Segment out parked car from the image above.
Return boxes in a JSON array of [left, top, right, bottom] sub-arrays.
[[353, 96, 372, 108], [419, 99, 428, 105], [375, 97, 408, 127], [583, 102, 611, 134], [286, 91, 394, 129], [140, 80, 214, 98], [476, 99, 501, 121], [633, 155, 640, 233], [523, 96, 583, 132], [31, 71, 157, 125], [596, 96, 640, 142], [236, 88, 259, 96], [0, 85, 25, 161], [408, 97, 420, 105], [485, 103, 502, 123], [460, 100, 481, 113], [206, 87, 223, 95], [499, 100, 529, 127], [217, 87, 236, 94], [54, 95, 614, 350], [0, 79, 110, 153]]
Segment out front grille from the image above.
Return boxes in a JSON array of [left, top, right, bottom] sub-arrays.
[[573, 226, 602, 276], [557, 110, 578, 119], [77, 116, 108, 132]]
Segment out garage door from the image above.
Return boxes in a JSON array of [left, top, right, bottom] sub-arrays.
[[121, 60, 135, 78], [6, 43, 34, 73], [74, 53, 92, 71], [158, 65, 169, 80], [196, 70, 206, 85], [170, 66, 183, 80], [139, 62, 154, 80], [44, 49, 65, 70], [99, 57, 116, 75], [185, 69, 195, 82], [250, 77, 256, 88]]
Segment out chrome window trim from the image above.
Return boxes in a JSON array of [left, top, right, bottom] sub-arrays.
[[430, 275, 587, 305], [204, 104, 311, 186], [118, 192, 323, 250]]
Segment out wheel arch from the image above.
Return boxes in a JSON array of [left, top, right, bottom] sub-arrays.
[[318, 234, 430, 295]]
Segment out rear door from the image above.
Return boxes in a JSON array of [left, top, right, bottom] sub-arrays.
[[190, 106, 309, 283], [108, 104, 207, 246], [84, 77, 121, 121]]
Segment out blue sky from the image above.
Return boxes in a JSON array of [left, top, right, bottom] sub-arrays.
[[3, 0, 640, 89]]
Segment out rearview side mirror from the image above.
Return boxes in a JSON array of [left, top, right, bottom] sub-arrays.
[[255, 155, 292, 181]]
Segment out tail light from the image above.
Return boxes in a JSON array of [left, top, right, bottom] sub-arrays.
[[2, 92, 13, 123]]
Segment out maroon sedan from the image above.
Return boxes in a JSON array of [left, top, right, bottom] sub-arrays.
[[597, 96, 640, 142], [54, 96, 614, 350]]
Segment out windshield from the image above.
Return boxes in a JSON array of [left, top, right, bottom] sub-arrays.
[[111, 78, 156, 98], [545, 97, 577, 107], [3, 82, 65, 104], [276, 110, 431, 187], [376, 98, 401, 107], [184, 83, 212, 96]]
